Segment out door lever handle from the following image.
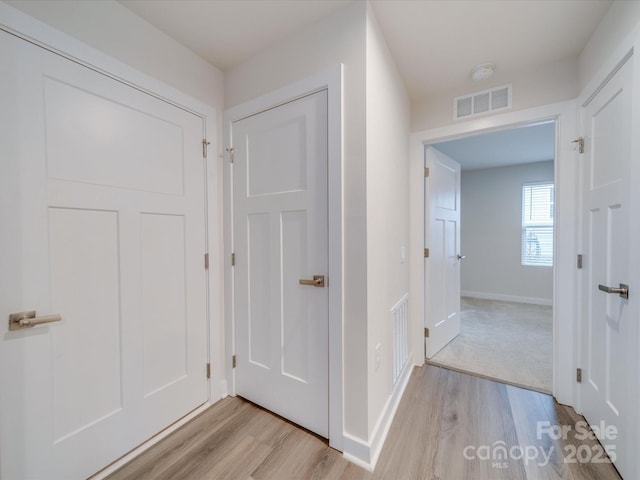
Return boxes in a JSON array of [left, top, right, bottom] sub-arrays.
[[299, 275, 325, 288], [9, 310, 62, 331], [598, 283, 629, 300], [456, 255, 466, 260]]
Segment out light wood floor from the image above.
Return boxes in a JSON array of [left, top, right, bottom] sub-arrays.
[[106, 365, 621, 480]]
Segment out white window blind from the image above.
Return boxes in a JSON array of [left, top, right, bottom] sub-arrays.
[[522, 182, 554, 267]]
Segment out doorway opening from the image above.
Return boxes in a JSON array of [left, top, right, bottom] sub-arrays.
[[425, 120, 555, 393]]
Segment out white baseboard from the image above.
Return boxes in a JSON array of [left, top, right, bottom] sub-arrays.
[[342, 355, 414, 471], [342, 435, 374, 471], [462, 290, 552, 306]]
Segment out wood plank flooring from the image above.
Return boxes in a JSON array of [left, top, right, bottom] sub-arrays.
[[106, 365, 621, 480]]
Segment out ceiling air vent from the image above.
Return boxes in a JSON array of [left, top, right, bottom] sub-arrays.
[[454, 84, 512, 120]]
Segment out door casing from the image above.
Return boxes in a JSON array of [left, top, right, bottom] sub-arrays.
[[223, 66, 344, 451], [410, 100, 578, 407]]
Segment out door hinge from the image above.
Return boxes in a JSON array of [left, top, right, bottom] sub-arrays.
[[204, 253, 209, 270], [572, 137, 584, 154], [576, 368, 582, 383], [424, 167, 430, 178], [202, 139, 210, 158], [424, 327, 430, 338], [232, 355, 236, 368], [577, 254, 583, 269], [231, 253, 235, 267], [424, 248, 429, 258], [206, 363, 211, 379], [226, 147, 235, 163]]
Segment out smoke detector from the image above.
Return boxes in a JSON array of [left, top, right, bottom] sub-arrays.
[[471, 63, 495, 81]]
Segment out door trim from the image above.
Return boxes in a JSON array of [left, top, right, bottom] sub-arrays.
[[223, 65, 344, 451], [409, 100, 578, 407]]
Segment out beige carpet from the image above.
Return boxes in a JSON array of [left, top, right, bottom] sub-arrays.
[[429, 297, 552, 393]]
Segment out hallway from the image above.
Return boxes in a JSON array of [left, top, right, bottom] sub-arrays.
[[106, 365, 620, 480]]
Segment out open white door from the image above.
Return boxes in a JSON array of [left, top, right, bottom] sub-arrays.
[[425, 147, 462, 358], [231, 90, 329, 437], [579, 55, 638, 479], [0, 32, 208, 479]]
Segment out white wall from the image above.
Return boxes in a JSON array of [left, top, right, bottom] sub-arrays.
[[4, 0, 223, 109], [411, 0, 640, 133], [579, 0, 640, 91], [225, 0, 370, 442], [460, 161, 554, 304], [365, 1, 411, 442], [411, 57, 578, 132]]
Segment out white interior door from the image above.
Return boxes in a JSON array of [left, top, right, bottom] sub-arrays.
[[0, 32, 208, 479], [232, 90, 329, 437], [425, 146, 462, 358], [579, 56, 637, 479]]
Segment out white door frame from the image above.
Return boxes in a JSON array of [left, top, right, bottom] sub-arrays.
[[409, 100, 578, 407], [0, 5, 221, 475], [576, 25, 640, 477], [223, 65, 344, 451]]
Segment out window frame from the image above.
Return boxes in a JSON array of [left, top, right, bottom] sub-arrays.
[[521, 181, 554, 268]]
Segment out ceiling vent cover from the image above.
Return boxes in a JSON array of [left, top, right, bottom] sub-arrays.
[[454, 84, 512, 120]]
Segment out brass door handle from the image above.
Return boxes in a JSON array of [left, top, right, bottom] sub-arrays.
[[299, 275, 325, 288], [9, 310, 62, 331], [598, 283, 629, 299]]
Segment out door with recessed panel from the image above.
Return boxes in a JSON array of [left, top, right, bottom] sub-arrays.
[[425, 146, 462, 358], [579, 55, 637, 479], [232, 91, 329, 437], [0, 31, 208, 479]]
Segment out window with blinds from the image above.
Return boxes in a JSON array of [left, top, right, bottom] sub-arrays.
[[522, 181, 554, 267]]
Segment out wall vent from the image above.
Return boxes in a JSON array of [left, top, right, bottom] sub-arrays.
[[454, 84, 512, 120], [391, 293, 409, 385]]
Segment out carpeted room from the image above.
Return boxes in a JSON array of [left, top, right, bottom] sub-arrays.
[[428, 123, 555, 392]]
